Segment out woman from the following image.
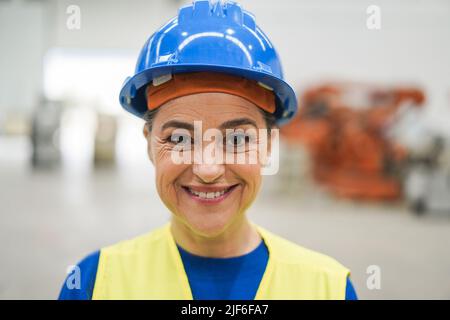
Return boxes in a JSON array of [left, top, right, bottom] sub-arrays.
[[59, 0, 357, 300]]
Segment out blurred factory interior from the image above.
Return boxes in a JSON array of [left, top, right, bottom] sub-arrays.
[[1, 0, 450, 299]]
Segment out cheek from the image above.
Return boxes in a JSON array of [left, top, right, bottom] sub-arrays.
[[228, 163, 262, 195], [151, 144, 187, 203]]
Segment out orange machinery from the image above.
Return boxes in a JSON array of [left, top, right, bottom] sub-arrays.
[[281, 83, 425, 200]]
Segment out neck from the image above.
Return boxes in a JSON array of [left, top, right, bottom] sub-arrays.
[[170, 216, 261, 258]]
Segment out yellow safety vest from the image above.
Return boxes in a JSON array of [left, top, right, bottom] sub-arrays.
[[92, 223, 349, 299]]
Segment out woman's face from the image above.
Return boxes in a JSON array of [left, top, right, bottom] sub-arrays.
[[144, 92, 270, 237]]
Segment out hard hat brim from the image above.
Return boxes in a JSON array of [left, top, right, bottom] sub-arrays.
[[119, 64, 297, 125]]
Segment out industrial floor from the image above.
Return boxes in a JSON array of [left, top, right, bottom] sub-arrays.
[[1, 137, 450, 299]]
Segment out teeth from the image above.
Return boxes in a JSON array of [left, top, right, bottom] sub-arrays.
[[188, 187, 229, 199]]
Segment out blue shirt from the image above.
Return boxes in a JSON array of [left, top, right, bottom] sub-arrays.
[[177, 241, 268, 299], [58, 242, 357, 300]]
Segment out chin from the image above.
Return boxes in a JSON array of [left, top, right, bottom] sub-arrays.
[[181, 211, 237, 238]]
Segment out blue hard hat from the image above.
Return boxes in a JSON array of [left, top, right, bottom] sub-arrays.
[[119, 0, 297, 125]]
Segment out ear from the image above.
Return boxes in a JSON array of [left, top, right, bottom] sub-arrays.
[[143, 123, 154, 163], [143, 123, 150, 139], [260, 126, 277, 167], [267, 127, 274, 156]]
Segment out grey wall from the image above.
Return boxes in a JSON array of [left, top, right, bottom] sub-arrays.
[[0, 0, 48, 114]]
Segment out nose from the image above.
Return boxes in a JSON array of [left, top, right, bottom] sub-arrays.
[[192, 163, 225, 184]]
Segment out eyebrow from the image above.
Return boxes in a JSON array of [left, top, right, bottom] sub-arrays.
[[160, 117, 258, 131], [219, 118, 258, 129], [161, 120, 194, 131]]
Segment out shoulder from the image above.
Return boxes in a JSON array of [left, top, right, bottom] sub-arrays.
[[57, 224, 167, 300], [58, 250, 100, 300], [257, 226, 350, 276]]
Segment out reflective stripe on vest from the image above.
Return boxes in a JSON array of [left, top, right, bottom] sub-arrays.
[[92, 223, 349, 299]]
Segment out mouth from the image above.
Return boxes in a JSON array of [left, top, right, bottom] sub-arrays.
[[181, 184, 239, 203]]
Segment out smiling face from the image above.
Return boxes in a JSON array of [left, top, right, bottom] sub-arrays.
[[143, 92, 271, 237]]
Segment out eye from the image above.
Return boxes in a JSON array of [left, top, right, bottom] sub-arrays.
[[170, 132, 193, 149], [225, 132, 250, 149]]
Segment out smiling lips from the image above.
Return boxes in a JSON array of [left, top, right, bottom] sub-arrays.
[[182, 184, 238, 203]]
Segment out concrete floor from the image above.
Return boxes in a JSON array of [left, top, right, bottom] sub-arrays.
[[1, 137, 450, 299]]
